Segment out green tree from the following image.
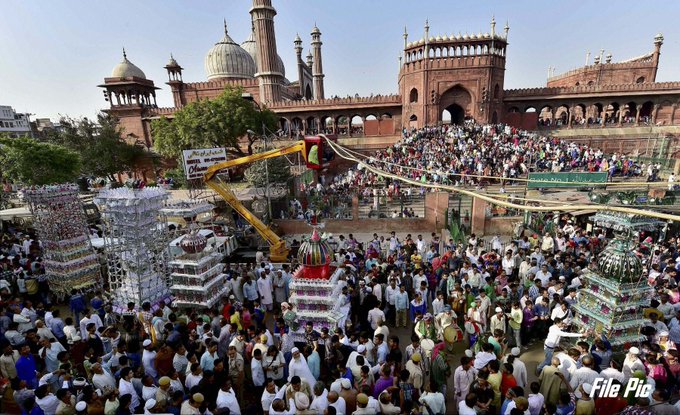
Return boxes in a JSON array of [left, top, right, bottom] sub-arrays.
[[50, 114, 147, 181], [0, 136, 81, 185], [151, 86, 278, 161], [243, 152, 292, 187]]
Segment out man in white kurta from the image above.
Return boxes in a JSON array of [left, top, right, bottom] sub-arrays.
[[257, 270, 274, 311]]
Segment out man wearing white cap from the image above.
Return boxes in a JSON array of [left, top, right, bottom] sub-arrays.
[[75, 401, 87, 413], [623, 347, 645, 381], [293, 391, 316, 414], [257, 267, 274, 312], [346, 345, 368, 376], [503, 347, 527, 388], [575, 383, 595, 414], [490, 307, 507, 335], [141, 339, 157, 380], [288, 347, 316, 387], [143, 399, 157, 415]]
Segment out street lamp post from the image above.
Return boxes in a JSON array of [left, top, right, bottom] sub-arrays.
[[243, 93, 273, 221]]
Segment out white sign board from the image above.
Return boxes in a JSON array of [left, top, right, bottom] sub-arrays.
[[182, 148, 228, 180]]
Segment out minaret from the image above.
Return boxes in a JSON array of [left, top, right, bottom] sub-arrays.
[[306, 51, 313, 68], [652, 33, 664, 82], [250, 0, 283, 103], [164, 54, 185, 108], [294, 34, 305, 97], [491, 15, 496, 37], [310, 25, 325, 100], [504, 20, 510, 39]]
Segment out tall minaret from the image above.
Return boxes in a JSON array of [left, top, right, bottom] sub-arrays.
[[652, 33, 664, 82], [311, 24, 325, 100], [250, 0, 283, 103], [294, 34, 305, 97]]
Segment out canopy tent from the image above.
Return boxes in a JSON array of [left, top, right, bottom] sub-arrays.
[[0, 207, 31, 221]]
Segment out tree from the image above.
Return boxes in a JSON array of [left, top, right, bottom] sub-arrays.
[[0, 136, 81, 185], [151, 86, 278, 162], [243, 153, 292, 187], [50, 114, 146, 181]]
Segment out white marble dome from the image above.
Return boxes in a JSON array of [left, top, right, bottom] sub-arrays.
[[111, 51, 146, 79], [240, 30, 286, 78], [205, 24, 256, 80]]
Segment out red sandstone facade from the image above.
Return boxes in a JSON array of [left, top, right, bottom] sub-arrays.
[[98, 3, 680, 177]]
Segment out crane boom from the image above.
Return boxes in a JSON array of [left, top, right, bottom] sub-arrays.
[[204, 141, 307, 262]]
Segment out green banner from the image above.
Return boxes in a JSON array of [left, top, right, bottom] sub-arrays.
[[527, 172, 608, 189]]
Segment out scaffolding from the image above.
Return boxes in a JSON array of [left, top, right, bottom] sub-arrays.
[[94, 187, 171, 311], [21, 184, 101, 296]]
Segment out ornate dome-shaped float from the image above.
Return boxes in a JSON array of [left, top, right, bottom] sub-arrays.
[[297, 229, 333, 279], [571, 211, 660, 349], [287, 229, 347, 340], [180, 231, 208, 254]]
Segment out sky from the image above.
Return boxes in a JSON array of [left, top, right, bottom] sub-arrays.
[[2, 0, 680, 120]]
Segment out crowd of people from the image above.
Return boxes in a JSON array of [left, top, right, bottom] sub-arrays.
[[284, 123, 659, 224], [0, 121, 678, 415], [2, 205, 680, 414]]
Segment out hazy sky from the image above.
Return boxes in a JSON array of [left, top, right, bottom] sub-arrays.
[[2, 1, 680, 120]]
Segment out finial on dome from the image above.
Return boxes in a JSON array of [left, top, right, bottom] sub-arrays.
[[223, 18, 228, 35], [122, 47, 127, 60], [311, 229, 321, 242]]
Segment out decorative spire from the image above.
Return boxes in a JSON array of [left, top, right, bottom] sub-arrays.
[[311, 229, 320, 242], [403, 26, 408, 39], [504, 20, 510, 38], [491, 15, 496, 36], [122, 47, 127, 60], [223, 18, 228, 35]]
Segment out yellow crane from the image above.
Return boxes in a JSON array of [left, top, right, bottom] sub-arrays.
[[203, 138, 323, 262]]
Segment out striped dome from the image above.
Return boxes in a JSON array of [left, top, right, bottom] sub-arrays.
[[597, 237, 643, 283], [205, 23, 256, 80], [298, 229, 332, 267]]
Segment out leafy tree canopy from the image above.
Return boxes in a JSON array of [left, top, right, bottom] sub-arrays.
[[0, 136, 81, 185], [49, 113, 146, 180], [151, 86, 278, 162], [243, 151, 292, 188]]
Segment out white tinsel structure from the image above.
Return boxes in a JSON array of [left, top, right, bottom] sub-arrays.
[[94, 187, 171, 310], [160, 201, 228, 309], [21, 184, 101, 295]]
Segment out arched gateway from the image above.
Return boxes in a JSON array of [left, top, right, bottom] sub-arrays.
[[440, 85, 472, 124]]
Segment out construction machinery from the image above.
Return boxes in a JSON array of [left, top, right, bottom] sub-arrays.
[[203, 136, 328, 262]]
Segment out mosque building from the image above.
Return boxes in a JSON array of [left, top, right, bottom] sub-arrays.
[[98, 0, 680, 179]]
